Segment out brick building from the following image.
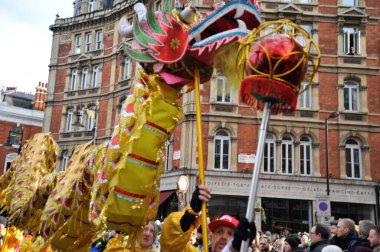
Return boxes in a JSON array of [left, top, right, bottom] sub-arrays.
[[0, 83, 47, 175], [46, 0, 380, 232]]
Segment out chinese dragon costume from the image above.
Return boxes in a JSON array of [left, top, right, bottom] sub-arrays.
[[0, 0, 320, 250]]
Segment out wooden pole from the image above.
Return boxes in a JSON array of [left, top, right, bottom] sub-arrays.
[[194, 65, 209, 252]]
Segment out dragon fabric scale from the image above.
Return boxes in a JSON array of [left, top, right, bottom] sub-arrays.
[[0, 0, 320, 250]]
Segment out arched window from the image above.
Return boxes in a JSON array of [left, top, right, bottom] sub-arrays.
[[345, 139, 361, 179], [263, 133, 276, 173], [4, 153, 18, 173], [300, 136, 312, 176], [281, 135, 294, 174], [344, 80, 359, 112], [214, 130, 230, 170], [60, 151, 70, 171], [66, 108, 74, 132]]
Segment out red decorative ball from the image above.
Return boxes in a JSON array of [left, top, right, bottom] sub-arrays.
[[247, 33, 306, 90]]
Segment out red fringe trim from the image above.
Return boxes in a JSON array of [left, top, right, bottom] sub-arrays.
[[240, 77, 298, 113]]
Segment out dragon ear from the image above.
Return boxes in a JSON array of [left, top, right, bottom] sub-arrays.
[[133, 18, 161, 48], [124, 47, 156, 63], [147, 1, 165, 35]]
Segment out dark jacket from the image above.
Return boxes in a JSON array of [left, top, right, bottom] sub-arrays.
[[351, 238, 371, 252], [310, 239, 329, 252], [331, 232, 370, 252]]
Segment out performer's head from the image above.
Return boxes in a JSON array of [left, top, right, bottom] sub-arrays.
[[208, 215, 239, 252], [139, 221, 159, 249]]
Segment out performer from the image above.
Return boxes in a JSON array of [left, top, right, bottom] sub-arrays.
[[161, 185, 256, 252]]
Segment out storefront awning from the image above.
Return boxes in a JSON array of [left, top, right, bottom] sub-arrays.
[[159, 191, 175, 205]]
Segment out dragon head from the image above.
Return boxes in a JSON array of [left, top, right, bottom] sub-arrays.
[[119, 0, 261, 87]]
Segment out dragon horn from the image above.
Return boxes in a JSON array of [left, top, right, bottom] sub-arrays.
[[147, 1, 165, 35], [118, 16, 133, 38], [133, 18, 161, 48], [134, 2, 147, 22]]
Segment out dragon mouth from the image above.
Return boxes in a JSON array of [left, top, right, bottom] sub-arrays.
[[188, 1, 261, 63]]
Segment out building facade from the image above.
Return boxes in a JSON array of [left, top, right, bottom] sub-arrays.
[[46, 0, 380, 233], [0, 84, 46, 175]]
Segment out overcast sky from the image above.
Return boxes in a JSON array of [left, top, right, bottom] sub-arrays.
[[0, 1, 73, 94]]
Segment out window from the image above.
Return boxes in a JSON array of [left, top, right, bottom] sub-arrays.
[[87, 112, 95, 130], [345, 139, 361, 179], [300, 136, 312, 175], [297, 24, 312, 47], [88, 0, 95, 12], [85, 32, 92, 52], [216, 76, 231, 103], [75, 34, 82, 54], [214, 130, 230, 170], [298, 81, 312, 109], [66, 109, 74, 131], [164, 140, 172, 171], [96, 30, 103, 50], [70, 68, 78, 90], [342, 0, 356, 6], [281, 135, 294, 174], [92, 65, 99, 87], [124, 58, 131, 80], [344, 81, 359, 112], [343, 27, 360, 55], [7, 126, 23, 146], [77, 109, 84, 125], [299, 0, 312, 3], [263, 134, 276, 173], [81, 67, 89, 89], [60, 151, 70, 171]]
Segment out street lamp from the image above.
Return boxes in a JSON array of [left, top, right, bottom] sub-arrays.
[[177, 175, 189, 210], [325, 111, 339, 196]]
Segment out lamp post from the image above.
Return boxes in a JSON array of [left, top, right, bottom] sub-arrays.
[[325, 111, 339, 196]]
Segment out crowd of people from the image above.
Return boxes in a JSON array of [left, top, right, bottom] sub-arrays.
[[1, 186, 380, 252]]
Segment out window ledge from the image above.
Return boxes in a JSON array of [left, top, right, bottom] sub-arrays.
[[119, 79, 132, 88], [341, 111, 366, 121], [211, 102, 237, 113], [64, 87, 100, 97]]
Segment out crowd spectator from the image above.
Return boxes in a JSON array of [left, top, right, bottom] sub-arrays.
[[321, 245, 343, 252], [309, 224, 330, 252], [284, 235, 301, 252], [368, 227, 380, 252], [331, 218, 370, 252], [259, 235, 276, 252]]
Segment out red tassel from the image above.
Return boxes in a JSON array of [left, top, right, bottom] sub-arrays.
[[240, 77, 298, 113]]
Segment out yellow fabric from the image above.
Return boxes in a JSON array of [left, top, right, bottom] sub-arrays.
[[160, 210, 201, 252], [102, 69, 184, 234], [0, 226, 23, 252], [0, 134, 59, 230], [104, 234, 159, 252]]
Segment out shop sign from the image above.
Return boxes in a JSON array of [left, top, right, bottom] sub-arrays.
[[173, 150, 180, 160], [238, 153, 256, 164]]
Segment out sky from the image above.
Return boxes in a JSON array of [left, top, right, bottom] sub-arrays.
[[0, 1, 74, 94]]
